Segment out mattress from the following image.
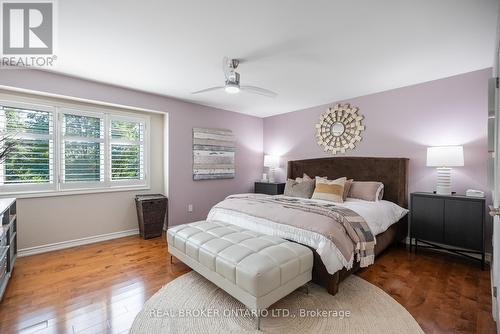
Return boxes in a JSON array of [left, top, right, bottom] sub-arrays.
[[207, 195, 408, 274]]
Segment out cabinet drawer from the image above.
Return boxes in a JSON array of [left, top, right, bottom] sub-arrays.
[[411, 196, 444, 243], [444, 199, 483, 251]]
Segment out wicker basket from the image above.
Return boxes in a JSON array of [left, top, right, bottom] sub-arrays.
[[135, 194, 168, 239]]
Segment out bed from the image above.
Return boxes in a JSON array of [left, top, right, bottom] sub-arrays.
[[209, 157, 409, 295]]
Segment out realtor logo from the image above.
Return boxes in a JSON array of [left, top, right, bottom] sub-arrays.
[[2, 1, 53, 54]]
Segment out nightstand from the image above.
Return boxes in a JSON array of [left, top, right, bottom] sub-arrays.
[[410, 192, 486, 269], [254, 182, 285, 195]]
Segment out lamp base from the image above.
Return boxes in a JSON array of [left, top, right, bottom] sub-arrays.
[[267, 168, 276, 183], [435, 167, 452, 195]]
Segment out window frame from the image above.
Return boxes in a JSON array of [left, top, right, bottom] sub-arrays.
[[0, 96, 151, 197], [0, 99, 57, 194], [59, 107, 107, 191]]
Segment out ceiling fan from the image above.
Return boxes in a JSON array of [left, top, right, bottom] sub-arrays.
[[191, 57, 277, 98]]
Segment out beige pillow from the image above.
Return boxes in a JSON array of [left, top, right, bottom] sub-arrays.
[[284, 179, 315, 198], [343, 179, 353, 201], [312, 177, 346, 203], [314, 176, 351, 200], [348, 181, 384, 201]]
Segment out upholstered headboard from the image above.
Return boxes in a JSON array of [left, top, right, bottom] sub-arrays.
[[287, 157, 409, 208]]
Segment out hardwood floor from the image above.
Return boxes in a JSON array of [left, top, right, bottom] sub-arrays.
[[358, 246, 495, 334], [0, 235, 190, 334], [0, 235, 495, 334]]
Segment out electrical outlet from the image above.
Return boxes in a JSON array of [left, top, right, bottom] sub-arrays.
[[188, 204, 193, 213]]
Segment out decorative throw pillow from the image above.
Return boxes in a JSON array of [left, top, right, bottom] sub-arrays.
[[348, 181, 384, 201], [314, 176, 351, 200], [311, 177, 346, 203], [284, 179, 316, 198], [295, 173, 313, 183], [343, 179, 353, 201]]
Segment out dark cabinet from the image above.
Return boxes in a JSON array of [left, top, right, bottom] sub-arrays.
[[410, 192, 485, 268], [254, 182, 285, 195], [411, 196, 444, 243], [444, 199, 483, 250]]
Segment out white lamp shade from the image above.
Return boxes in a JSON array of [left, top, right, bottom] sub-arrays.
[[264, 155, 280, 168], [426, 146, 464, 167]]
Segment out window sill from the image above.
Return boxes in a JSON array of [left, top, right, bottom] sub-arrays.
[[0, 184, 152, 199]]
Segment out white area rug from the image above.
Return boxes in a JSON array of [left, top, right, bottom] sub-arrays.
[[130, 271, 424, 334]]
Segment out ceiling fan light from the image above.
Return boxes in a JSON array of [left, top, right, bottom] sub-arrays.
[[225, 84, 240, 94]]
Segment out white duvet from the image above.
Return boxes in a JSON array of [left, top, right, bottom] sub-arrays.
[[207, 195, 408, 274]]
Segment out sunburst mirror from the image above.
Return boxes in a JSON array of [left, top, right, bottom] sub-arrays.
[[315, 103, 365, 154]]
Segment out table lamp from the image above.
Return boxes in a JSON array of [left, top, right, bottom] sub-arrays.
[[263, 155, 280, 183], [426, 146, 464, 195]]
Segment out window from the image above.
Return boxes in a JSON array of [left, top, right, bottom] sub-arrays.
[[0, 102, 55, 192], [0, 98, 149, 195], [60, 109, 105, 188], [110, 117, 145, 183]]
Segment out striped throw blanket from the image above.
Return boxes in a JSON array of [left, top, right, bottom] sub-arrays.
[[214, 194, 376, 268]]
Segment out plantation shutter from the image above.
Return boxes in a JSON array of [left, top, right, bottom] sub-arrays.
[[60, 110, 105, 186], [0, 95, 150, 194], [110, 118, 145, 182], [0, 103, 55, 189]]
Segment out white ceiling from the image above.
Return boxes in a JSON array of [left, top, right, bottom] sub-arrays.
[[53, 0, 498, 117]]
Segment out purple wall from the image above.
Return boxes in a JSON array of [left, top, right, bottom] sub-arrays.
[[169, 103, 262, 224], [0, 68, 491, 242], [264, 68, 491, 199], [0, 70, 263, 226]]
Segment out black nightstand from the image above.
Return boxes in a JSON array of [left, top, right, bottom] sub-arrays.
[[254, 182, 285, 195], [410, 192, 486, 269]]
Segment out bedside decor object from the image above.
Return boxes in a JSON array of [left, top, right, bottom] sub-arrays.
[[255, 181, 285, 195], [261, 173, 268, 182], [315, 103, 365, 154], [193, 128, 235, 180], [426, 146, 464, 195], [263, 154, 280, 182], [410, 192, 485, 269], [0, 198, 17, 301], [466, 189, 485, 198], [135, 194, 168, 239]]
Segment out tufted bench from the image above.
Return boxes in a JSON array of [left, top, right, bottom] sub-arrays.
[[167, 221, 313, 328]]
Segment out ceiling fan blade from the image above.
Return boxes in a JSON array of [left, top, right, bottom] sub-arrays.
[[191, 86, 225, 94], [240, 85, 277, 98]]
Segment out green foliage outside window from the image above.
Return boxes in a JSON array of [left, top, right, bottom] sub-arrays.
[[111, 120, 142, 180], [4, 108, 50, 184], [63, 114, 102, 182], [2, 107, 144, 185]]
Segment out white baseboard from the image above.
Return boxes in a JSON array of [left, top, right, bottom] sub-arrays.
[[18, 228, 140, 257], [404, 237, 492, 263]]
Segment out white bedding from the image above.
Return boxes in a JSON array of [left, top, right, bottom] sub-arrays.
[[207, 195, 408, 274], [334, 198, 409, 235]]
